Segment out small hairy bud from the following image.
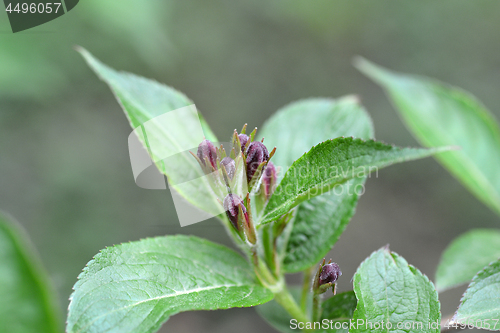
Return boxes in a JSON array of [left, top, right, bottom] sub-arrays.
[[197, 139, 217, 170], [261, 161, 277, 199], [246, 141, 269, 182], [223, 194, 248, 230], [319, 262, 342, 286], [238, 134, 249, 152], [220, 157, 236, 180]]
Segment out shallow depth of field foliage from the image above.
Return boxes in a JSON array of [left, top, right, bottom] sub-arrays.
[[1, 1, 500, 333], [62, 50, 499, 333]]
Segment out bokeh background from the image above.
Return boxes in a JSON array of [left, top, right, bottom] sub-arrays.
[[1, 0, 500, 332]]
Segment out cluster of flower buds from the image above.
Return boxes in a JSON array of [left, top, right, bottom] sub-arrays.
[[313, 259, 342, 295], [192, 124, 276, 244]]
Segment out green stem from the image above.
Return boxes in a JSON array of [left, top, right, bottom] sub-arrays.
[[252, 247, 312, 332], [312, 292, 322, 323], [251, 247, 277, 288], [301, 266, 313, 312], [273, 285, 312, 331], [250, 215, 311, 331], [262, 225, 277, 277]]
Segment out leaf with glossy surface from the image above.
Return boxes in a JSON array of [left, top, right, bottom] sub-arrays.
[[453, 259, 500, 330], [261, 138, 448, 224], [356, 58, 500, 217], [67, 235, 273, 333], [351, 247, 440, 333], [79, 48, 221, 216], [260, 97, 374, 272], [0, 212, 61, 333], [436, 229, 500, 292]]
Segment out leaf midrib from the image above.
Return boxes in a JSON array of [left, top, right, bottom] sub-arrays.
[[73, 284, 254, 333], [262, 148, 434, 223]]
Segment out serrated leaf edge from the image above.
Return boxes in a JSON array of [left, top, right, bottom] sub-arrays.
[[452, 259, 500, 325]]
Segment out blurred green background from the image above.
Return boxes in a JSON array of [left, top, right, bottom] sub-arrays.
[[1, 0, 499, 332]]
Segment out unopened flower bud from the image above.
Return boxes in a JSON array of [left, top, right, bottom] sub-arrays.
[[220, 157, 236, 180], [197, 139, 217, 170], [319, 262, 342, 286], [238, 134, 249, 152], [223, 194, 249, 230], [246, 141, 269, 183], [261, 161, 277, 199]]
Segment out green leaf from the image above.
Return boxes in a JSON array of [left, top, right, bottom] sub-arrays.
[[0, 212, 61, 333], [453, 259, 500, 330], [77, 48, 216, 142], [356, 58, 500, 217], [320, 291, 358, 333], [255, 287, 307, 333], [283, 178, 365, 273], [260, 97, 375, 272], [261, 138, 448, 224], [351, 247, 441, 333], [436, 229, 500, 292], [321, 290, 357, 321], [67, 235, 273, 333], [78, 48, 222, 216], [260, 97, 374, 179]]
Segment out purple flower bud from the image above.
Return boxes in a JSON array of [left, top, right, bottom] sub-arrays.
[[238, 134, 249, 152], [246, 141, 269, 182], [319, 262, 342, 285], [197, 139, 217, 170], [262, 161, 277, 199], [220, 157, 236, 180], [223, 194, 249, 230]]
